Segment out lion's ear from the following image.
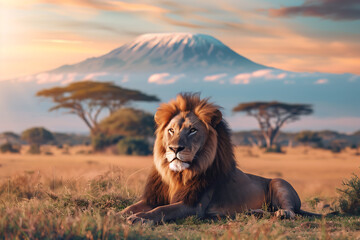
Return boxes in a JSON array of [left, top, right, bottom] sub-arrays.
[[154, 112, 160, 126], [211, 109, 222, 127], [154, 111, 164, 127]]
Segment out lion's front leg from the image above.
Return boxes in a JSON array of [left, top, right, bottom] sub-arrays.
[[268, 178, 301, 219], [121, 200, 153, 215], [127, 201, 202, 224]]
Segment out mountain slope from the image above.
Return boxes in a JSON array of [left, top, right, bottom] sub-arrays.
[[52, 33, 267, 74]]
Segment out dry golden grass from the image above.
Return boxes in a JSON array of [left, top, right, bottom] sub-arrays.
[[1, 145, 359, 201], [1, 145, 360, 239]]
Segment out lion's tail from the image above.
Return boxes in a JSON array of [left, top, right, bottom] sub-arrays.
[[297, 209, 322, 217], [297, 209, 339, 217]]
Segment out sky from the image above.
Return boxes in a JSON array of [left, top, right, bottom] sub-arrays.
[[1, 0, 360, 81]]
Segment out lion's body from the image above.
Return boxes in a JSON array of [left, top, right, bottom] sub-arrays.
[[122, 94, 309, 224]]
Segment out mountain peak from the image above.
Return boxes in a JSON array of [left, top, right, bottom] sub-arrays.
[[130, 32, 223, 48], [53, 32, 267, 74]]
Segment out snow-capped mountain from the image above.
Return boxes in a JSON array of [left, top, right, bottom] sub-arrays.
[[1, 32, 359, 133], [51, 33, 267, 74]]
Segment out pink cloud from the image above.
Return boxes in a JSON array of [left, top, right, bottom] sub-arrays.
[[84, 72, 108, 80], [148, 73, 185, 85], [314, 78, 328, 84], [204, 73, 227, 82], [231, 73, 251, 84], [36, 73, 63, 84], [231, 69, 288, 84], [61, 73, 78, 85], [252, 69, 272, 77]]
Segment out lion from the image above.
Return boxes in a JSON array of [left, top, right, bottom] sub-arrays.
[[121, 93, 319, 224]]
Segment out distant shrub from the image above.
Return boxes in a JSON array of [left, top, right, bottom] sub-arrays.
[[338, 173, 360, 215], [265, 145, 283, 153], [91, 133, 123, 151], [0, 143, 19, 153], [329, 145, 342, 153], [117, 137, 151, 156], [21, 127, 54, 145], [327, 139, 348, 153], [296, 131, 322, 147], [350, 144, 358, 149], [99, 108, 155, 137], [28, 144, 41, 154]]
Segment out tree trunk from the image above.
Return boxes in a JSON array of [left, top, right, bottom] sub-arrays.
[[79, 114, 94, 133], [263, 134, 271, 149]]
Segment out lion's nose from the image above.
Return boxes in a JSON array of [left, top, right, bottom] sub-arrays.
[[169, 146, 185, 153]]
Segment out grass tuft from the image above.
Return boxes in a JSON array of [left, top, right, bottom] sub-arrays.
[[337, 173, 360, 215]]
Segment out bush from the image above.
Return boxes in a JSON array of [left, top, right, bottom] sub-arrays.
[[329, 145, 342, 153], [338, 173, 360, 215], [91, 133, 123, 151], [0, 143, 19, 153], [350, 144, 358, 149], [265, 145, 283, 153], [21, 127, 54, 145], [117, 137, 151, 156], [99, 108, 155, 137], [28, 144, 41, 154], [295, 131, 322, 146], [327, 140, 347, 153]]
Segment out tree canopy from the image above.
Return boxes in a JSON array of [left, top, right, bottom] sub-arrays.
[[233, 101, 313, 149], [99, 108, 155, 138], [21, 127, 54, 145], [36, 80, 159, 133]]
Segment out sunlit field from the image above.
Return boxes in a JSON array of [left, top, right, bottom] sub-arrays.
[[0, 146, 359, 239]]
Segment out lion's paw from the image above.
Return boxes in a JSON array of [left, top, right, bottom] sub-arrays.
[[127, 214, 154, 225], [275, 209, 295, 219], [249, 209, 265, 218]]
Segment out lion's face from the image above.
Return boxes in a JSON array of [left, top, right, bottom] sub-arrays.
[[153, 94, 223, 182], [163, 112, 208, 172]]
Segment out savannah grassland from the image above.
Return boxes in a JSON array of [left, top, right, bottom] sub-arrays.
[[0, 146, 359, 239]]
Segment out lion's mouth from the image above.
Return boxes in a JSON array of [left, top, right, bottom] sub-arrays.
[[168, 158, 191, 172], [170, 157, 191, 164]]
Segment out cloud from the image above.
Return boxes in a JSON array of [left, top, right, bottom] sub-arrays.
[[348, 75, 359, 82], [17, 75, 35, 83], [268, 0, 360, 21], [29, 0, 166, 13], [231, 69, 288, 84], [231, 73, 251, 84], [84, 72, 108, 80], [148, 73, 185, 85], [314, 78, 328, 84], [204, 73, 227, 82], [36, 73, 63, 84], [33, 39, 85, 44], [122, 75, 129, 83], [61, 73, 78, 85], [20, 72, 80, 85]]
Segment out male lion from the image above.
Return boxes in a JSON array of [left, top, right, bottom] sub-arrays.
[[122, 93, 317, 224]]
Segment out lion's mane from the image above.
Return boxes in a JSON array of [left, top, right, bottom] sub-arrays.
[[143, 93, 236, 207]]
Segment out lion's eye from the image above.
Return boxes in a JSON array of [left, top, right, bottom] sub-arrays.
[[168, 128, 174, 135], [189, 128, 197, 135]]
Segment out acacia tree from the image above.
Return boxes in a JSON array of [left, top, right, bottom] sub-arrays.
[[233, 101, 313, 149], [37, 81, 159, 133], [21, 127, 54, 154]]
